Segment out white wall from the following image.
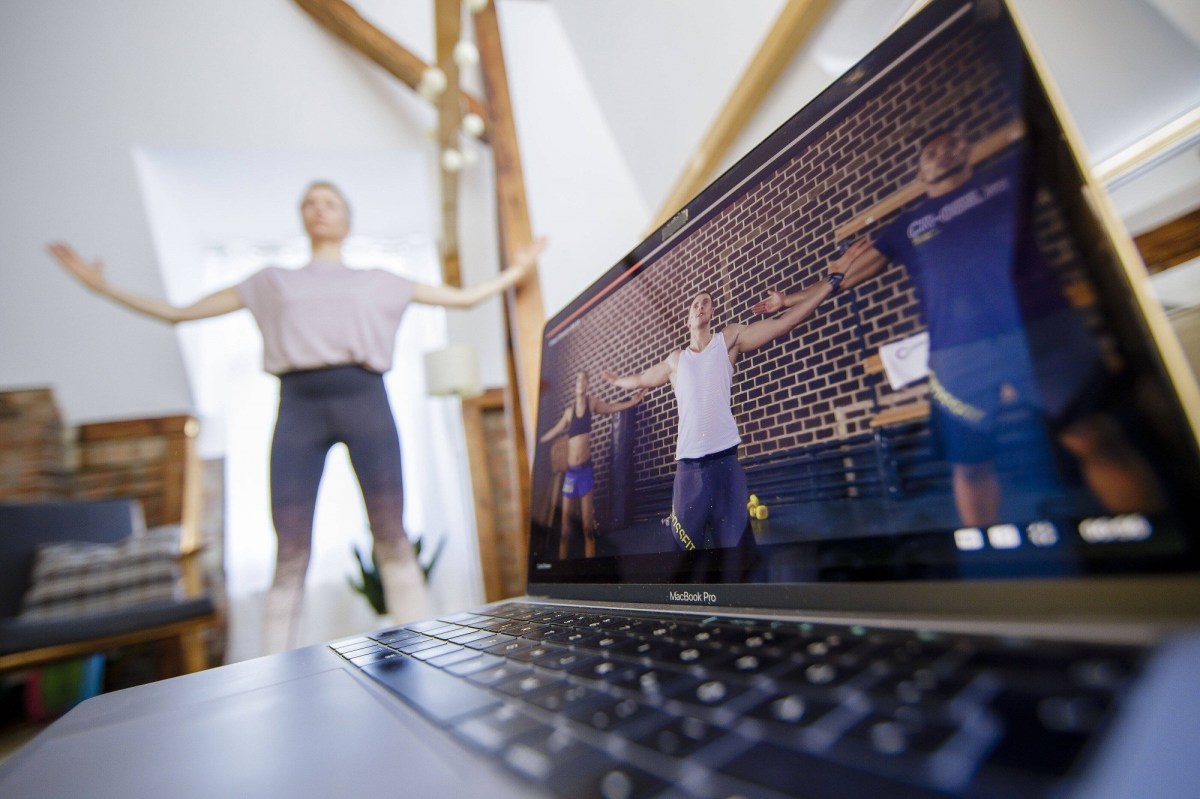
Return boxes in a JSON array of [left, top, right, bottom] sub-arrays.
[[496, 2, 650, 316], [1, 0, 433, 422]]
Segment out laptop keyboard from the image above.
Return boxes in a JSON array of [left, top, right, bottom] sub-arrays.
[[330, 603, 1142, 798]]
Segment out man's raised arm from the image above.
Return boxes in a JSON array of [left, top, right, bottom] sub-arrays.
[[593, 388, 648, 415], [751, 238, 887, 317], [601, 357, 674, 391]]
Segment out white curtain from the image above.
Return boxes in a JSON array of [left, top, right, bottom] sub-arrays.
[[179, 235, 484, 663]]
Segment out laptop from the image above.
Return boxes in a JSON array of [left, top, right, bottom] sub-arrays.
[[3, 1, 1199, 797]]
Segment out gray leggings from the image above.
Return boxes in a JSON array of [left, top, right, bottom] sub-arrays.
[[270, 364, 410, 574]]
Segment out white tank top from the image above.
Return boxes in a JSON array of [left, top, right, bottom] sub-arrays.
[[674, 330, 741, 459]]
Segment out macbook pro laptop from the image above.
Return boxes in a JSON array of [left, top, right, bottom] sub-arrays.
[[4, 1, 1199, 797]]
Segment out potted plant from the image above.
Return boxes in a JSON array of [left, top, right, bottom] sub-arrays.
[[348, 535, 445, 616]]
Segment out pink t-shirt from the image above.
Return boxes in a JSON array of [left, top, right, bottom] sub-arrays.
[[235, 260, 416, 375]]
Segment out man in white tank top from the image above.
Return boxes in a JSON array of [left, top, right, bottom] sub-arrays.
[[603, 280, 836, 551]]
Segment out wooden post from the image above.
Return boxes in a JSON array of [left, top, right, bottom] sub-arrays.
[[649, 0, 834, 233], [473, 2, 545, 445], [435, 0, 464, 286], [461, 389, 505, 601], [474, 1, 545, 589]]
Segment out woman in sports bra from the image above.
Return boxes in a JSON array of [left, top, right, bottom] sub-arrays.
[[539, 371, 645, 559]]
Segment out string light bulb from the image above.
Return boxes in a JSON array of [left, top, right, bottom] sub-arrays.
[[461, 113, 486, 138], [453, 41, 479, 69], [441, 148, 464, 172], [417, 67, 447, 100]]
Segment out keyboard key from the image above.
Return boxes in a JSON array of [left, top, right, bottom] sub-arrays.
[[537, 651, 601, 672], [841, 710, 958, 757], [775, 659, 863, 689], [611, 666, 701, 700], [362, 656, 498, 725], [410, 642, 466, 662], [528, 682, 596, 713], [716, 735, 945, 799], [420, 623, 470, 639], [455, 705, 548, 753], [508, 642, 567, 664], [468, 661, 533, 687], [426, 647, 484, 670], [486, 638, 539, 658], [706, 649, 790, 676], [494, 672, 568, 700], [664, 676, 752, 709], [374, 630, 423, 647], [503, 727, 596, 782], [513, 727, 670, 799], [566, 695, 660, 733], [561, 761, 668, 799], [331, 638, 380, 656], [444, 653, 502, 677], [462, 633, 515, 650], [744, 691, 839, 731], [446, 629, 497, 645], [632, 714, 725, 757], [980, 688, 1101, 776], [395, 637, 448, 655]]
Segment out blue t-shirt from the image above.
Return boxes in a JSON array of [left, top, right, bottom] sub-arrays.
[[873, 145, 1068, 352]]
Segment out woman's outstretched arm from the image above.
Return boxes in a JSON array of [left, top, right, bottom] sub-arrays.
[[48, 242, 244, 324], [411, 237, 546, 309]]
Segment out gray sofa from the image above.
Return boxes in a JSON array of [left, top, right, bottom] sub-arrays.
[[0, 499, 217, 674]]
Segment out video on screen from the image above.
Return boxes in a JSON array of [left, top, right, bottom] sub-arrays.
[[529, 1, 1192, 583]]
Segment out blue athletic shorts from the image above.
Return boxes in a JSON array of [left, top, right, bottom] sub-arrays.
[[562, 463, 595, 499]]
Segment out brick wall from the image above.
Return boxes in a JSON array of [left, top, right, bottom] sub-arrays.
[[0, 388, 70, 501], [74, 416, 198, 530], [481, 405, 525, 599], [539, 25, 1046, 528]]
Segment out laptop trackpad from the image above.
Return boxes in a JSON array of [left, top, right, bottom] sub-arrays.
[[2, 668, 490, 797]]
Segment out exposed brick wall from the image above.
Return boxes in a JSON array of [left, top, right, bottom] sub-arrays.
[[73, 416, 199, 530], [539, 26, 1093, 531], [0, 388, 70, 501], [0, 390, 206, 528], [481, 406, 525, 599]]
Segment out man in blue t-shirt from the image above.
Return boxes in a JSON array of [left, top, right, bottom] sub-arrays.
[[753, 128, 1163, 526]]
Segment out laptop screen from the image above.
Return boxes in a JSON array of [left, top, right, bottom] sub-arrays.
[[527, 0, 1200, 604]]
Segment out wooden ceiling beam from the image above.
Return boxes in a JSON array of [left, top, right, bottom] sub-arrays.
[[649, 0, 834, 234], [292, 0, 489, 143], [434, 0, 464, 287], [1135, 207, 1200, 275]]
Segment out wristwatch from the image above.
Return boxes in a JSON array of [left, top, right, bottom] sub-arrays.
[[827, 272, 845, 294]]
